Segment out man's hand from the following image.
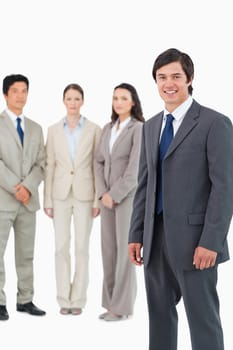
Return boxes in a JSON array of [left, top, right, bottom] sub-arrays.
[[14, 184, 31, 205], [101, 193, 115, 209], [193, 246, 217, 270], [128, 243, 143, 266]]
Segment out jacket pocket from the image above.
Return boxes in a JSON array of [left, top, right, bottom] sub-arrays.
[[188, 213, 205, 225]]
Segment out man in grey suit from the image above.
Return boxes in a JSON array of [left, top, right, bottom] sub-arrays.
[[0, 74, 46, 320], [128, 49, 233, 350]]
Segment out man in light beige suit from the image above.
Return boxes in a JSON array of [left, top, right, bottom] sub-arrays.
[[0, 74, 46, 321], [44, 84, 101, 315]]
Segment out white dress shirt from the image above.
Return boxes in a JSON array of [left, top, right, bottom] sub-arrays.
[[5, 108, 25, 131], [64, 115, 85, 161], [109, 116, 131, 153], [160, 96, 193, 139]]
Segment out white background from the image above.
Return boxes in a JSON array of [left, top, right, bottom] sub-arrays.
[[0, 0, 232, 349]]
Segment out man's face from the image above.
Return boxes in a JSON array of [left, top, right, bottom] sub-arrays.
[[156, 61, 193, 112], [4, 82, 28, 114]]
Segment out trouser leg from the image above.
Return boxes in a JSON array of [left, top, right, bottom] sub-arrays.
[[53, 198, 72, 308], [0, 211, 14, 305], [144, 215, 181, 350], [71, 200, 93, 308], [100, 203, 116, 311], [14, 206, 36, 304], [110, 196, 137, 315], [178, 267, 224, 350]]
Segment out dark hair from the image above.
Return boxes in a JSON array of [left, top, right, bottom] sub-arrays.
[[3, 74, 29, 95], [152, 48, 194, 95], [63, 83, 84, 100], [111, 83, 145, 123]]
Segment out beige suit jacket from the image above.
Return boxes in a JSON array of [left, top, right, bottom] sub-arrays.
[[0, 111, 45, 212], [44, 117, 101, 208], [94, 118, 143, 203]]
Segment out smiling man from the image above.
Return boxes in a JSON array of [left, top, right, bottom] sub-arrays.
[[128, 48, 233, 350], [0, 74, 46, 320]]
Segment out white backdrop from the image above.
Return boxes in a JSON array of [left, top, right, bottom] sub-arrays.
[[0, 1, 232, 349]]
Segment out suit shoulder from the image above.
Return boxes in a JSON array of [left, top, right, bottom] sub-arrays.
[[25, 117, 43, 131], [84, 118, 101, 131], [101, 122, 112, 133], [47, 119, 63, 131], [144, 112, 162, 128], [199, 105, 232, 127], [133, 119, 144, 126]]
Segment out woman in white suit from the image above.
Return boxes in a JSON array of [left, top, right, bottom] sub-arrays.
[[44, 84, 101, 315], [94, 83, 145, 321]]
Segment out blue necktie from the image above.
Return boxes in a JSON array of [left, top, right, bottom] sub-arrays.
[[156, 114, 174, 214], [16, 117, 24, 146]]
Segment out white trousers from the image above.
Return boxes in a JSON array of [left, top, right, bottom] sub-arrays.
[[53, 195, 93, 308]]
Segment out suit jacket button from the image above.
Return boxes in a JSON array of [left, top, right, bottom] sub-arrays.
[[70, 171, 74, 175]]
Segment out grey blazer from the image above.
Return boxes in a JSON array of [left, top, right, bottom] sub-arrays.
[[129, 100, 233, 269], [94, 118, 143, 203], [0, 111, 45, 212]]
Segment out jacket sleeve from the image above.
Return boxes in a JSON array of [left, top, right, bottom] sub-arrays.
[[43, 127, 55, 208], [128, 124, 148, 244], [92, 125, 102, 208], [108, 123, 143, 203], [0, 158, 21, 194], [199, 115, 233, 253], [94, 125, 108, 200], [22, 126, 45, 196]]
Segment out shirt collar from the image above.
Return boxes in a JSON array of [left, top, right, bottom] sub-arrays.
[[64, 114, 84, 127], [164, 96, 193, 121], [114, 116, 131, 129], [5, 108, 25, 122]]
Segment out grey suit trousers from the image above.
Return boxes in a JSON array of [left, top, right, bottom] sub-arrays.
[[100, 195, 137, 315], [144, 214, 224, 350], [0, 204, 36, 305]]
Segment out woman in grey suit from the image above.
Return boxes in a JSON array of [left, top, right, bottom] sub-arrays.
[[94, 83, 144, 321]]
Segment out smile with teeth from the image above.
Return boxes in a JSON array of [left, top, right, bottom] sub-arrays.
[[165, 90, 176, 94]]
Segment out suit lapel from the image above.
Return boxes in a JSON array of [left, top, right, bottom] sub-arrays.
[[23, 117, 30, 151], [150, 113, 163, 165], [102, 123, 112, 165], [2, 111, 23, 149], [165, 101, 200, 159], [111, 119, 135, 155], [73, 119, 92, 167], [57, 120, 74, 168]]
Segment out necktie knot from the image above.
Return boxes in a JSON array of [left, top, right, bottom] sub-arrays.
[[16, 117, 22, 126], [159, 114, 174, 161], [166, 113, 174, 125]]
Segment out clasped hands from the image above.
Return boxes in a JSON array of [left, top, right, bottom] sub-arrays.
[[101, 192, 116, 209], [14, 183, 31, 205]]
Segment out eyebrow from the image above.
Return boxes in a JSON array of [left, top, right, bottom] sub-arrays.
[[157, 72, 183, 77]]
